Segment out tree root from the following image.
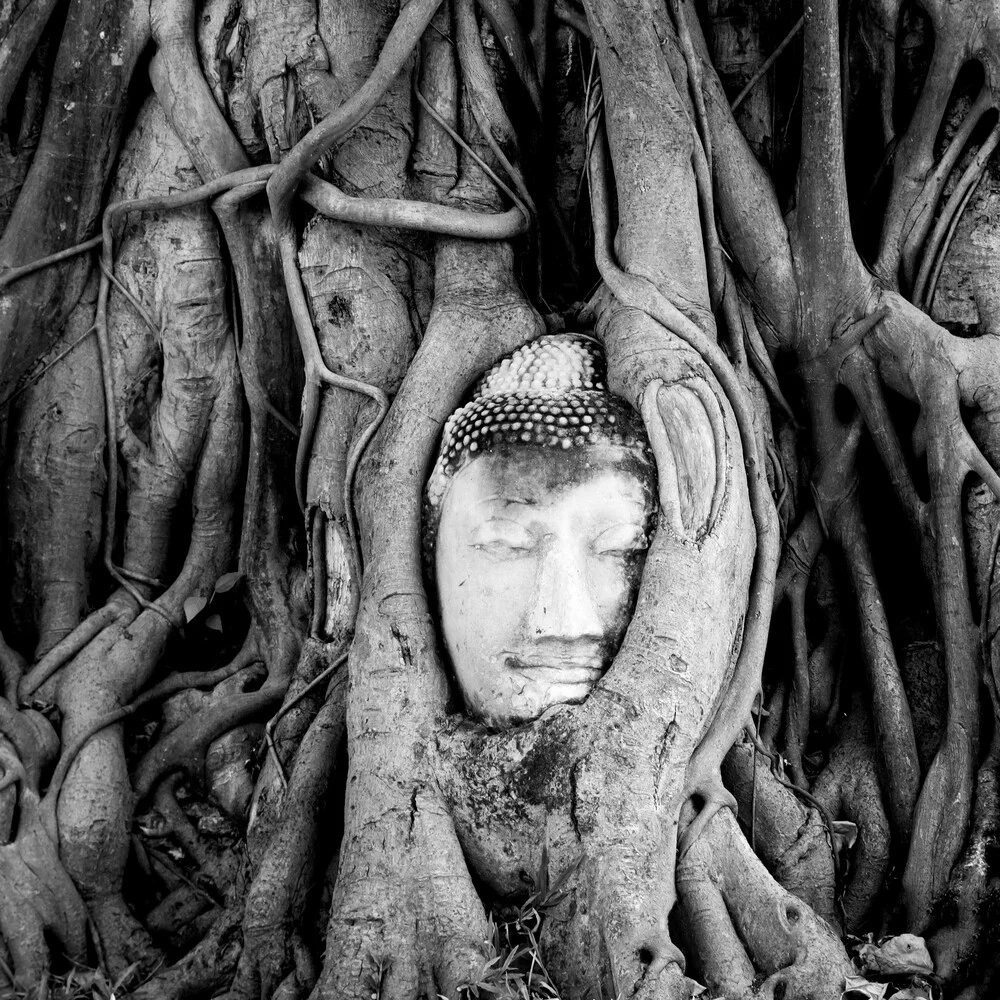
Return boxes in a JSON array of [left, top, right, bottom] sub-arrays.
[[811, 701, 892, 932], [677, 806, 854, 1000], [318, 235, 543, 997], [18, 598, 134, 704], [130, 901, 244, 1000], [231, 671, 346, 1000], [133, 677, 283, 803], [585, 75, 780, 849], [49, 334, 241, 974], [771, 508, 825, 787], [0, 789, 90, 992], [265, 0, 443, 574], [722, 733, 838, 925], [0, 0, 150, 400], [4, 281, 105, 666], [926, 727, 1000, 987]]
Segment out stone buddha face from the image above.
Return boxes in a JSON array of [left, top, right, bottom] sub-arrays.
[[424, 334, 657, 729], [435, 444, 655, 727]]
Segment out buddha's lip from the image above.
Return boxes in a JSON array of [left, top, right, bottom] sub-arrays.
[[505, 655, 604, 682]]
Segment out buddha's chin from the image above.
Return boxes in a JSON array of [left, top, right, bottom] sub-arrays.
[[474, 672, 603, 728]]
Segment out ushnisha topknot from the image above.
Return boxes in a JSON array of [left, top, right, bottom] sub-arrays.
[[424, 334, 655, 518]]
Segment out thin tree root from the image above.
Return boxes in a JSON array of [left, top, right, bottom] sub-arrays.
[[913, 122, 1000, 309], [19, 598, 135, 704], [730, 16, 805, 113], [39, 661, 259, 841], [0, 237, 103, 294], [132, 681, 285, 803]]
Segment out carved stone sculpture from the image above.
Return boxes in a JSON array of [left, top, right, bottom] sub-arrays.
[[425, 334, 657, 727]]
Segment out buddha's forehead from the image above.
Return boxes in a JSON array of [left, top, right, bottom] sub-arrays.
[[451, 445, 654, 509]]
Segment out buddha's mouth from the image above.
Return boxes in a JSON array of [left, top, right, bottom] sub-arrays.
[[504, 654, 605, 686]]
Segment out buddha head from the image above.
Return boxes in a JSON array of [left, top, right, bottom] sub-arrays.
[[424, 335, 658, 728]]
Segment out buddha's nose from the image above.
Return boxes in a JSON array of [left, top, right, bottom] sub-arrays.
[[527, 544, 603, 641]]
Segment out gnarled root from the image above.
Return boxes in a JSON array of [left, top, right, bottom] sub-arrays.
[[315, 239, 542, 999], [722, 733, 838, 924], [231, 670, 346, 1000], [677, 806, 854, 999], [926, 729, 1000, 988], [129, 901, 245, 1000], [811, 698, 891, 932], [4, 280, 105, 666], [132, 666, 280, 803], [0, 789, 89, 993], [54, 336, 241, 974]]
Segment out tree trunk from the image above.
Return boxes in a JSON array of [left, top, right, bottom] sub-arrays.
[[1, 0, 998, 998]]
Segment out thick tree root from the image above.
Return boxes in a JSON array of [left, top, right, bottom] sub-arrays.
[[722, 734, 838, 925], [232, 671, 346, 1000], [0, 790, 89, 992], [130, 902, 245, 1000], [4, 282, 105, 666], [926, 731, 1000, 988], [677, 807, 854, 999], [811, 700, 891, 932], [316, 237, 542, 1000]]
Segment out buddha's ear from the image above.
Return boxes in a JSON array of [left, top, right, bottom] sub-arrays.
[[640, 377, 727, 541]]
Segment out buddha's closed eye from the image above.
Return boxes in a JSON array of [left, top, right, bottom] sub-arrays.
[[469, 519, 536, 556], [592, 523, 649, 556]]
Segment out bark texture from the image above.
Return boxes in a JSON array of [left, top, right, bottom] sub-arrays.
[[1, 1, 1000, 999]]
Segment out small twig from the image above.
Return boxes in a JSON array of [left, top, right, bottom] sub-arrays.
[[0, 327, 97, 409], [771, 767, 839, 869], [731, 15, 805, 113], [97, 257, 158, 333], [147, 846, 222, 909]]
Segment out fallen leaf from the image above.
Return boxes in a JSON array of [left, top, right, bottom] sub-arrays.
[[214, 571, 241, 594], [183, 595, 207, 622], [833, 819, 859, 851], [842, 976, 887, 999], [858, 934, 934, 976]]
